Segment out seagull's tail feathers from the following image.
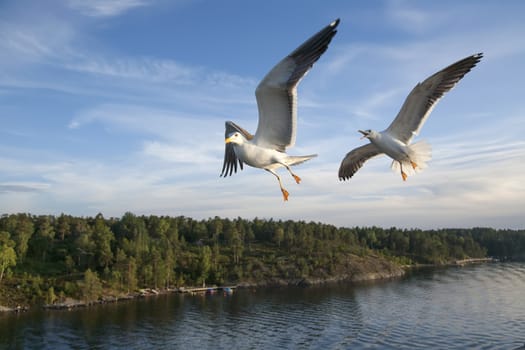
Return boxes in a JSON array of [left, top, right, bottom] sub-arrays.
[[285, 154, 318, 166], [391, 140, 432, 177]]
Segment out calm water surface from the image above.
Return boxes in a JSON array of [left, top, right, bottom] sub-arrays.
[[1, 263, 524, 349]]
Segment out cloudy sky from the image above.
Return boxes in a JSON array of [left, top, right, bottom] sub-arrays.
[[1, 0, 524, 229]]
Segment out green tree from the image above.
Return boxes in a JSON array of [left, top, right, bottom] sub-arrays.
[[112, 248, 128, 291], [0, 231, 17, 282], [225, 223, 244, 264], [126, 256, 138, 293], [65, 255, 75, 274], [79, 269, 103, 303], [55, 214, 71, 241], [118, 213, 149, 258], [30, 215, 56, 262], [3, 214, 34, 261], [390, 230, 409, 255], [92, 214, 114, 268], [210, 216, 223, 243], [147, 216, 170, 239], [198, 246, 212, 287], [191, 221, 208, 242], [273, 227, 284, 247], [75, 230, 96, 268], [46, 286, 57, 304], [284, 227, 295, 250]]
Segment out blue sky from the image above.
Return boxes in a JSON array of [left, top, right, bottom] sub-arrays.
[[1, 0, 524, 229]]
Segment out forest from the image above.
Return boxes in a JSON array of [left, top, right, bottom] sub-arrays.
[[1, 212, 524, 307]]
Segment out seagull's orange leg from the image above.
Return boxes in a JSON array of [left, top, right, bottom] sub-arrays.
[[281, 163, 302, 184], [281, 188, 289, 201], [266, 169, 290, 201], [399, 162, 408, 181], [410, 161, 418, 170]]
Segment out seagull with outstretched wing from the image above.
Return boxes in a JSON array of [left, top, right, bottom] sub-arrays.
[[338, 53, 483, 182], [221, 19, 340, 200]]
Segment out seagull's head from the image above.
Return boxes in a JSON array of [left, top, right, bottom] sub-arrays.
[[358, 129, 375, 139], [225, 132, 245, 145]]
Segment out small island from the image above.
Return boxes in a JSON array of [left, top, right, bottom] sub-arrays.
[[1, 213, 523, 311]]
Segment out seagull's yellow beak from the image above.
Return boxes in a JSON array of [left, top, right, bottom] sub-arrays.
[[358, 130, 368, 139], [225, 136, 234, 144]]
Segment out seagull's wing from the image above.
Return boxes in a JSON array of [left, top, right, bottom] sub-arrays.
[[338, 143, 382, 181], [253, 19, 340, 151], [220, 121, 253, 177], [386, 53, 483, 144]]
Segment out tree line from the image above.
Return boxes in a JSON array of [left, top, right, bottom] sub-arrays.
[[0, 213, 524, 305]]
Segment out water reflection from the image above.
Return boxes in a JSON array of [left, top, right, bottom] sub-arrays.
[[1, 263, 524, 349]]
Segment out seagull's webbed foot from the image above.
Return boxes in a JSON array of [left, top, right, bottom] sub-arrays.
[[267, 168, 290, 201], [281, 188, 289, 201], [410, 161, 418, 170], [399, 161, 408, 181], [282, 163, 301, 185]]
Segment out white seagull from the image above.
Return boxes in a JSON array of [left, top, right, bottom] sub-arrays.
[[221, 19, 340, 201], [338, 53, 483, 182]]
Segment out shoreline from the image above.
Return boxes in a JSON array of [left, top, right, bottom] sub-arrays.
[[401, 257, 498, 269], [0, 268, 407, 313], [0, 258, 499, 313]]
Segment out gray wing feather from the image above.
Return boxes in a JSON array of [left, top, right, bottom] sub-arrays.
[[254, 19, 340, 151], [220, 121, 253, 177], [338, 143, 382, 181], [386, 53, 483, 144]]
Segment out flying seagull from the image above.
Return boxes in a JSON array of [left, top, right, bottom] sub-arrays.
[[221, 19, 340, 201], [338, 53, 483, 182]]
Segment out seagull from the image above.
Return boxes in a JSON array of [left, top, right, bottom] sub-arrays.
[[221, 19, 340, 201], [338, 53, 483, 182]]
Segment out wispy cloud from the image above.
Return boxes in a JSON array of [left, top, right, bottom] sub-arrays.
[[0, 183, 49, 193], [384, 0, 442, 35], [66, 56, 201, 84], [2, 127, 524, 227], [2, 1, 524, 229], [0, 17, 75, 64], [67, 103, 224, 173], [67, 0, 153, 17], [68, 104, 219, 140], [141, 140, 219, 166]]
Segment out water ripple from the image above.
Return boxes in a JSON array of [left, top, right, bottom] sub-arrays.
[[1, 263, 524, 349]]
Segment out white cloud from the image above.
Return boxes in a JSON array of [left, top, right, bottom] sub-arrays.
[[2, 1, 525, 229], [67, 0, 152, 17], [141, 140, 218, 166], [0, 17, 75, 64], [352, 88, 403, 120], [63, 52, 257, 94], [66, 56, 201, 84], [384, 0, 444, 35], [68, 104, 219, 141], [2, 127, 524, 228], [0, 182, 50, 193]]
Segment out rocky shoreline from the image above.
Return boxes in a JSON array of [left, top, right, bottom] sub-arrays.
[[238, 262, 406, 288], [0, 305, 29, 313], [1, 267, 406, 313], [1, 258, 500, 313]]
